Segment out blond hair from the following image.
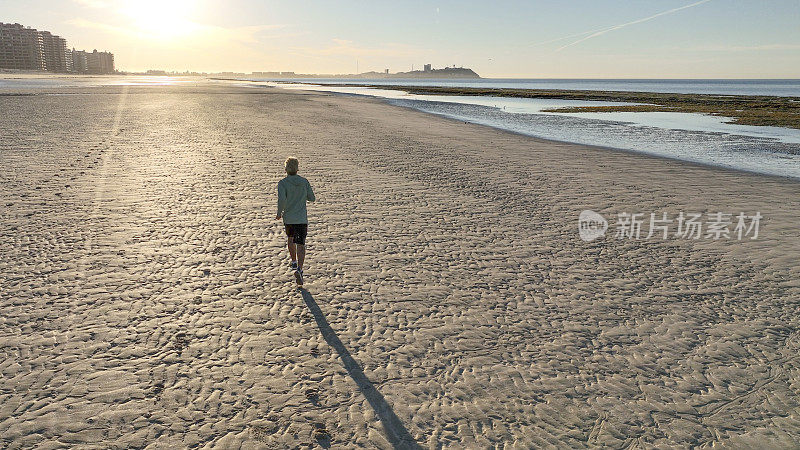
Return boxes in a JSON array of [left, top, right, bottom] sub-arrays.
[[285, 157, 299, 175]]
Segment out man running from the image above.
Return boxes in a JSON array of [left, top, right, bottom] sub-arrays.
[[276, 157, 315, 285]]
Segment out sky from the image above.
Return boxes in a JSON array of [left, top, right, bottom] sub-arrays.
[[2, 0, 799, 77]]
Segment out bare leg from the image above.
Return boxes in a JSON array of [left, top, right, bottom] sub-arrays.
[[287, 237, 297, 262], [296, 244, 305, 270]]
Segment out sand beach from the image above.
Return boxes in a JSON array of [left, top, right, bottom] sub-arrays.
[[1, 82, 799, 448]]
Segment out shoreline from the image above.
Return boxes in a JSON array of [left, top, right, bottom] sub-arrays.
[[266, 83, 800, 182], [277, 81, 800, 129], [389, 96, 800, 184]]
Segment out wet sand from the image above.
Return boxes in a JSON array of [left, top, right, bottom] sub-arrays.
[[1, 82, 799, 448]]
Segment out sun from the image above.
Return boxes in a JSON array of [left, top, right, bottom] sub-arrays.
[[119, 0, 201, 40]]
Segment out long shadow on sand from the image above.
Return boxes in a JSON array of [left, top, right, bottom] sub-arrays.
[[301, 289, 422, 449]]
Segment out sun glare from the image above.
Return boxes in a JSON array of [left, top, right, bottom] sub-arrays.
[[120, 0, 200, 40]]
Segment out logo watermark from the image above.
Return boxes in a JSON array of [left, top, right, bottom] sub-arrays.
[[578, 210, 761, 242], [578, 210, 608, 242]]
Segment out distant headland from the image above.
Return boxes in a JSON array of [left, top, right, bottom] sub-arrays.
[[319, 65, 481, 79], [193, 65, 480, 80]]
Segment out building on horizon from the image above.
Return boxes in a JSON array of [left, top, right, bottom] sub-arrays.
[[215, 71, 246, 77], [1, 23, 46, 71], [1, 22, 113, 74], [40, 30, 69, 72], [423, 63, 432, 72], [0, 23, 68, 72], [87, 49, 114, 74], [71, 49, 87, 73], [69, 49, 114, 74]]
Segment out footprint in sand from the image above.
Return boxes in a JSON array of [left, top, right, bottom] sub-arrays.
[[149, 381, 165, 400], [249, 417, 280, 442], [305, 387, 320, 405], [299, 312, 313, 325], [313, 423, 332, 446], [173, 332, 192, 352]]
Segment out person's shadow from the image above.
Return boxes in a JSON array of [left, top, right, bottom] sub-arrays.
[[301, 289, 422, 449]]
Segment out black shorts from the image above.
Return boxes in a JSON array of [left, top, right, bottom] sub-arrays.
[[284, 224, 308, 245]]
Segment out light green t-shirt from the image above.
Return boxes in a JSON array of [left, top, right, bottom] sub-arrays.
[[277, 175, 315, 224]]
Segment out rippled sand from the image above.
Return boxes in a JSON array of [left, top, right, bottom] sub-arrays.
[[1, 83, 799, 448]]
